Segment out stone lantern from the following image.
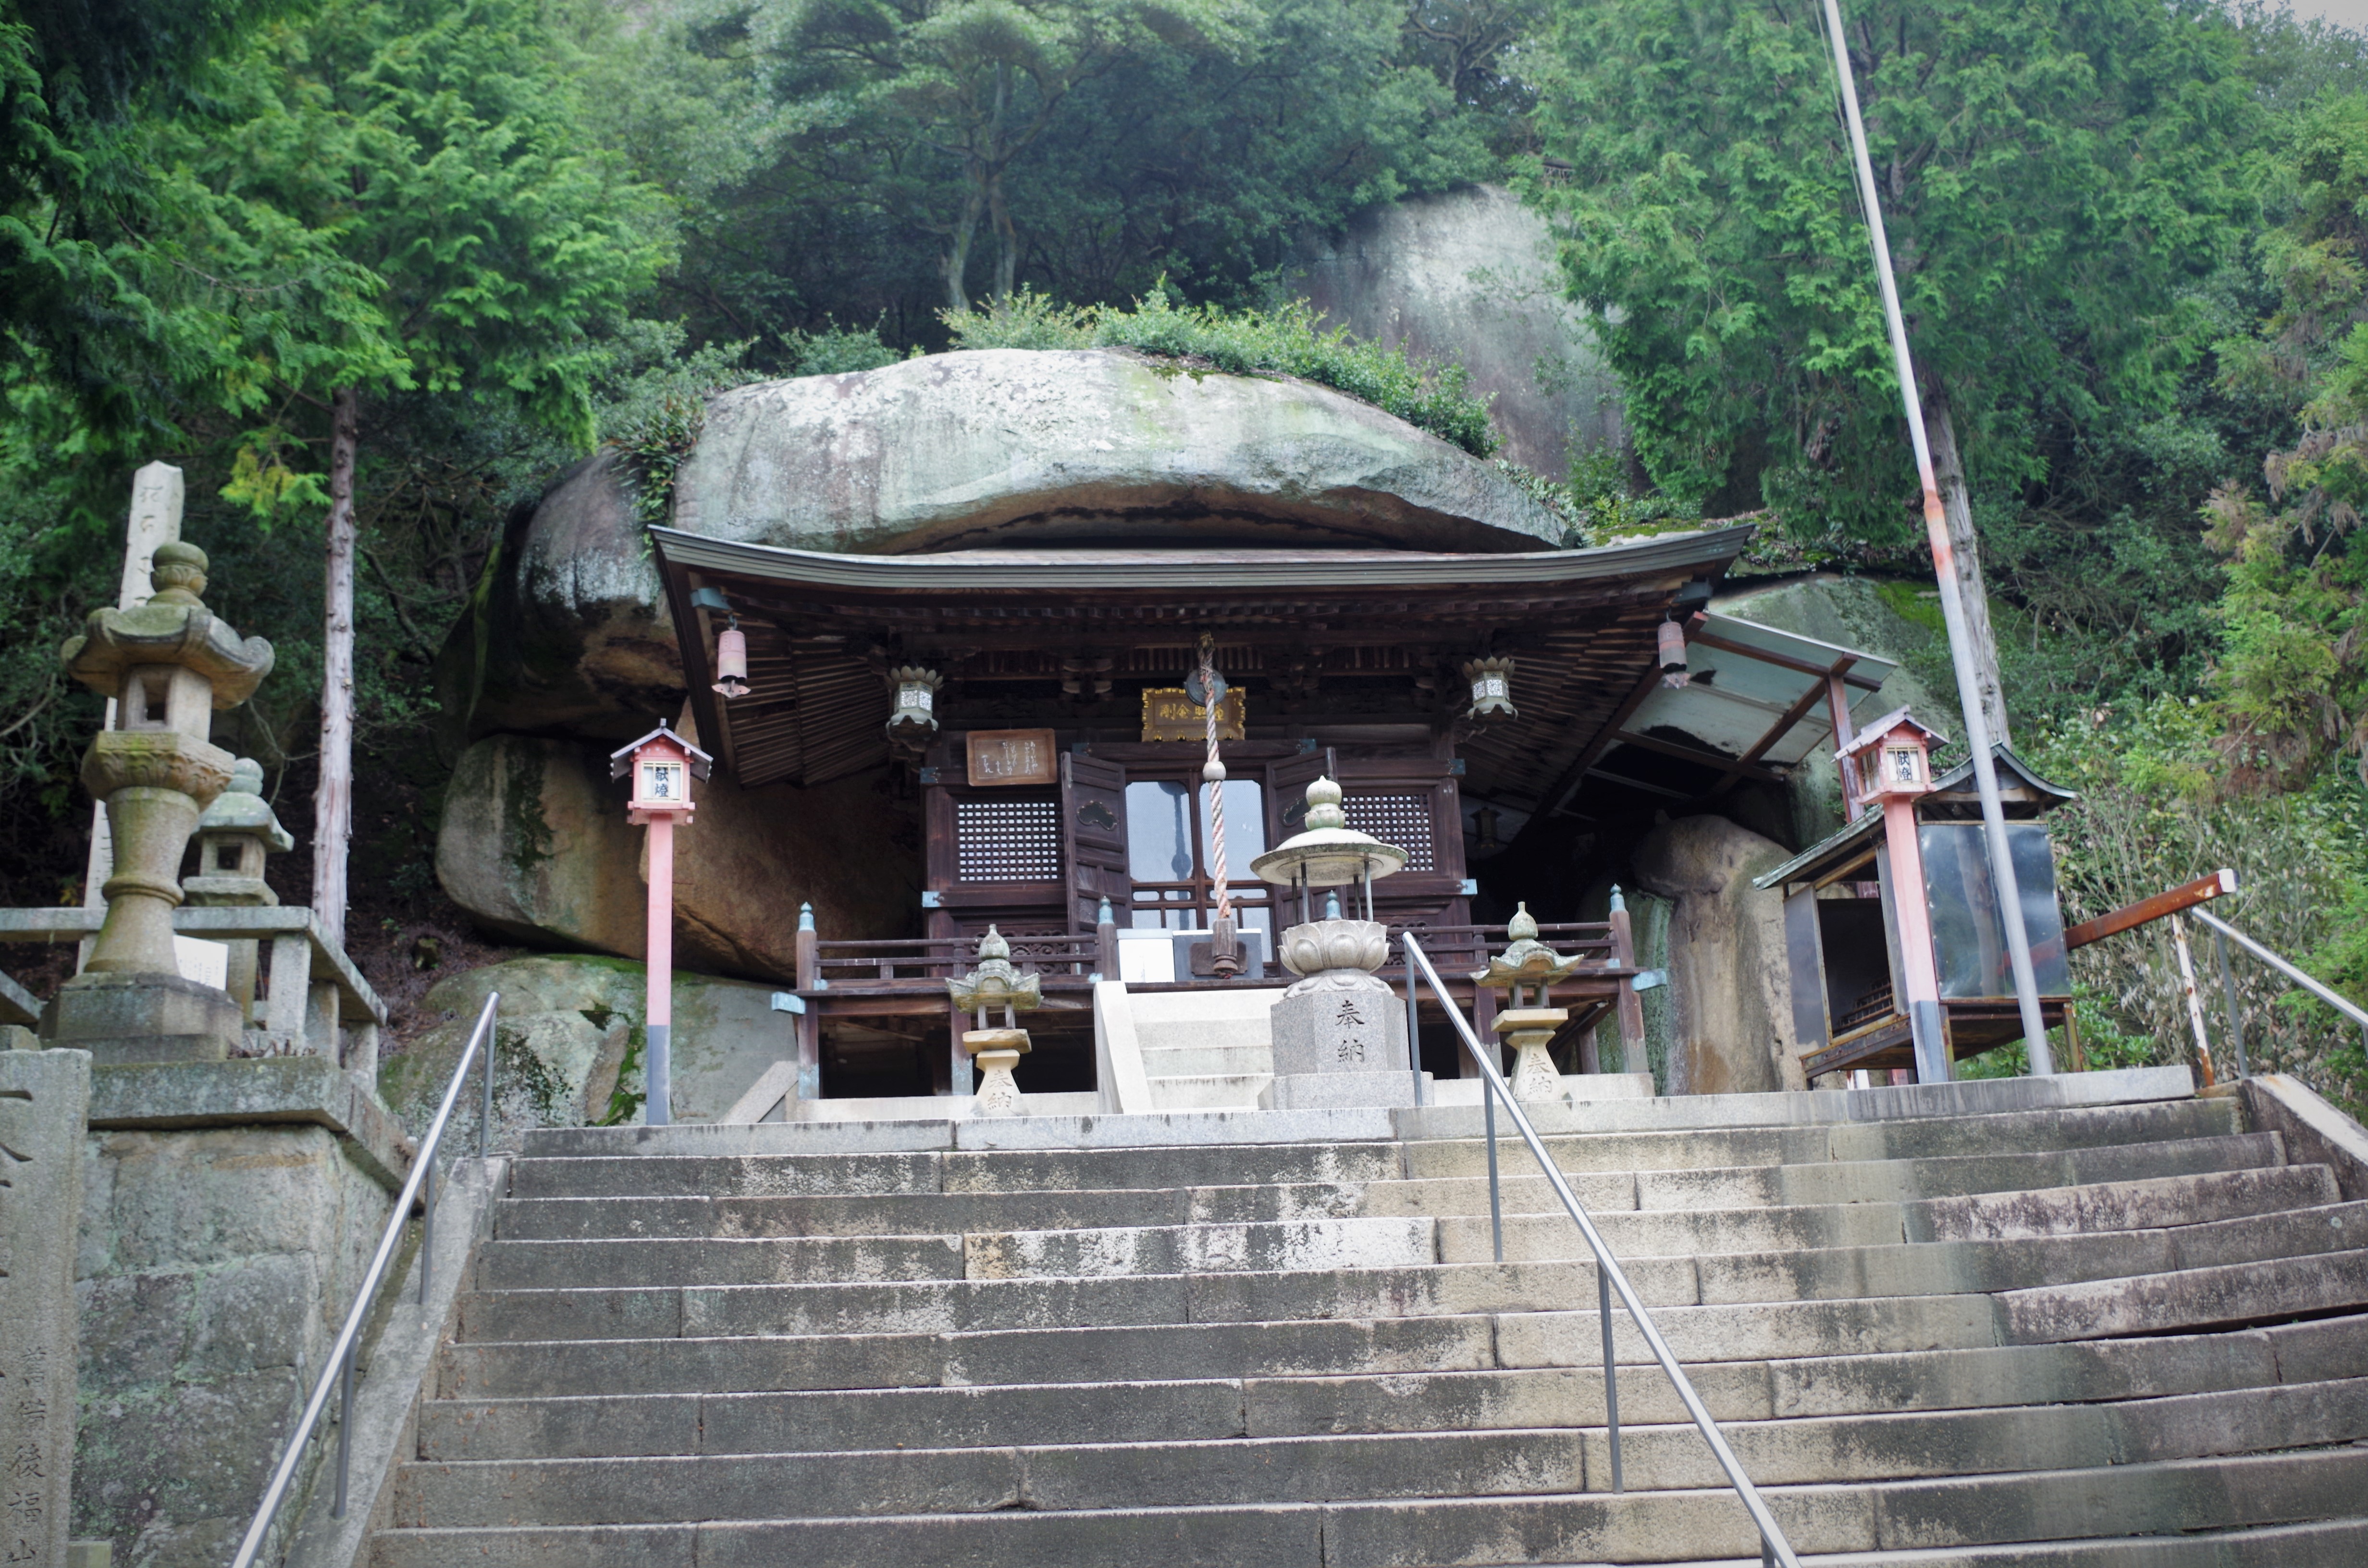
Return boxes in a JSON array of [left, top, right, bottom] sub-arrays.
[[947, 926, 1040, 1115], [183, 756, 293, 1026], [1472, 902, 1580, 1103], [1250, 776, 1417, 1110], [47, 541, 274, 1061]]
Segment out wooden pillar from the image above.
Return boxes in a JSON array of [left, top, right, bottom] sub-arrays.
[[1609, 888, 1648, 1078]]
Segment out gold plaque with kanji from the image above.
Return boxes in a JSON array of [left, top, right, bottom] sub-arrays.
[[1141, 687, 1245, 743]]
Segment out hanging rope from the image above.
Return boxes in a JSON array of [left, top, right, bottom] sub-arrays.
[[1197, 632, 1233, 926]]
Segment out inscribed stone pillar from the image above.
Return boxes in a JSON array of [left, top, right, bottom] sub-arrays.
[[0, 1049, 93, 1568], [1258, 918, 1417, 1110]]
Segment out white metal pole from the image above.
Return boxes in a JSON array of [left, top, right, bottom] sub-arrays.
[[1817, 0, 2054, 1073]]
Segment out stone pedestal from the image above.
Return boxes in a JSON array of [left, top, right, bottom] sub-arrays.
[[1258, 919, 1416, 1111], [0, 1048, 91, 1568], [39, 973, 244, 1065], [964, 1028, 1030, 1116], [1495, 1006, 1569, 1104]]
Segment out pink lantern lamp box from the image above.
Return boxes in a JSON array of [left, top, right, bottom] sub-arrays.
[[610, 724, 714, 1124]]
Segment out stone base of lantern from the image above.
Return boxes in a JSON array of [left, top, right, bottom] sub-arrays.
[[1259, 1067, 1424, 1111], [42, 971, 244, 1064], [963, 1027, 1030, 1116], [1495, 1007, 1570, 1104]]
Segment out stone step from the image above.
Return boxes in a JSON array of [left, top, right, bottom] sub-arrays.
[[1145, 1072, 1272, 1110], [392, 1375, 2368, 1528], [368, 1447, 2368, 1568], [1997, 1247, 2368, 1342], [507, 1140, 1405, 1201], [474, 1234, 969, 1291], [1410, 1135, 2287, 1206], [1141, 1042, 1274, 1077], [1650, 1522, 2368, 1568], [417, 1316, 2367, 1461], [441, 1291, 2019, 1400], [392, 1428, 1592, 1527], [497, 1097, 2241, 1202], [483, 1164, 2338, 1245], [453, 1259, 1703, 1343]]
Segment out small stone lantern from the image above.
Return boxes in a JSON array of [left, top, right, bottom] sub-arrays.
[[947, 927, 1040, 1115], [48, 542, 273, 1061], [1250, 776, 1416, 1110], [1472, 903, 1580, 1103], [184, 756, 293, 1024]]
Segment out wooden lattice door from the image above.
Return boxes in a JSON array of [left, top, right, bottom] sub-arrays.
[[1059, 750, 1130, 932]]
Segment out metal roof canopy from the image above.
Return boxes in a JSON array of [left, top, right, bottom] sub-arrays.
[[1546, 612, 1899, 817]]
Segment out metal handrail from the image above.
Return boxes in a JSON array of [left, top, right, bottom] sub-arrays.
[[229, 992, 500, 1568], [1402, 935, 1799, 1568], [2192, 906, 2368, 1076]]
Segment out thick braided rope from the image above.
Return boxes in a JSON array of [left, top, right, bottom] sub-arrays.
[[1199, 637, 1232, 924]]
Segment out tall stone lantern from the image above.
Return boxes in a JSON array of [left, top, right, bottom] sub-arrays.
[[1249, 776, 1418, 1110], [46, 541, 273, 1061]]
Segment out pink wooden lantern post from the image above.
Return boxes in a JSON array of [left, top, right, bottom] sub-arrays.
[[1836, 710, 1949, 1082], [611, 725, 712, 1125]]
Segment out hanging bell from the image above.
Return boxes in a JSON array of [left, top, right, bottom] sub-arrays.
[[1658, 619, 1690, 689], [712, 620, 749, 699]]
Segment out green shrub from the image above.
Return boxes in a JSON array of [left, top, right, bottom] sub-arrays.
[[943, 286, 1499, 458]]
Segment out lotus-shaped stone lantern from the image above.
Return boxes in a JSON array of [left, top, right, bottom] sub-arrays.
[[1250, 775, 1408, 922], [947, 927, 1039, 1116]]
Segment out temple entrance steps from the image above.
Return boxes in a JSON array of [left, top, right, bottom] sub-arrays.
[[370, 1076, 2368, 1567]]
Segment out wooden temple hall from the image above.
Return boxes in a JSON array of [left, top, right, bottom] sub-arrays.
[[649, 522, 1909, 1103]]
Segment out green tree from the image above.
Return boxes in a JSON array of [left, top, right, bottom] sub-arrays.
[[1526, 0, 2268, 743], [763, 0, 1246, 310], [155, 0, 671, 941]]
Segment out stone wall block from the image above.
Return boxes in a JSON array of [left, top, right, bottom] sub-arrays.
[[0, 1048, 91, 1568]]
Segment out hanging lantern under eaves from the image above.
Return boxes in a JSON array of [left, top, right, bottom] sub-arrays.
[[1462, 656, 1516, 721], [1658, 619, 1690, 689], [711, 619, 749, 699], [886, 665, 943, 746]]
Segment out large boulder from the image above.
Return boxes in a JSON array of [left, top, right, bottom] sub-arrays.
[[1288, 184, 1626, 479], [453, 347, 1565, 740], [434, 734, 916, 979], [1632, 814, 1807, 1096], [380, 955, 793, 1140]]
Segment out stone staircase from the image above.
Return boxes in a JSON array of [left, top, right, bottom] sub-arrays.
[[371, 1077, 2368, 1565]]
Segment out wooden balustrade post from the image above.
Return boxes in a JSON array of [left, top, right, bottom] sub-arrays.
[[1609, 887, 1648, 1079]]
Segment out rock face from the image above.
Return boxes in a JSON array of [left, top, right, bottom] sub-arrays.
[[380, 955, 791, 1139], [1288, 184, 1626, 479], [1632, 814, 1807, 1096], [435, 735, 917, 982]]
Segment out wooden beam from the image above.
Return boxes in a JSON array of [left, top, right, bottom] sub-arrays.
[[1692, 631, 1886, 690], [1609, 728, 1787, 785], [1543, 662, 1665, 817], [2064, 870, 2238, 952]]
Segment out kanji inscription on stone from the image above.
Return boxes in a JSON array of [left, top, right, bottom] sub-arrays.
[[0, 1050, 90, 1568]]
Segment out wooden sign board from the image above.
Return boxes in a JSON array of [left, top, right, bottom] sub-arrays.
[[1141, 687, 1246, 744], [965, 728, 1058, 786]]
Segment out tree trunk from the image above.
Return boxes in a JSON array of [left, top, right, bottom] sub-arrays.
[[312, 385, 359, 953], [988, 170, 1017, 304], [942, 183, 985, 312], [1921, 382, 2011, 750]]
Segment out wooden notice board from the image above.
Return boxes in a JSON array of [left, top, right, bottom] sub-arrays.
[[965, 728, 1058, 786]]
